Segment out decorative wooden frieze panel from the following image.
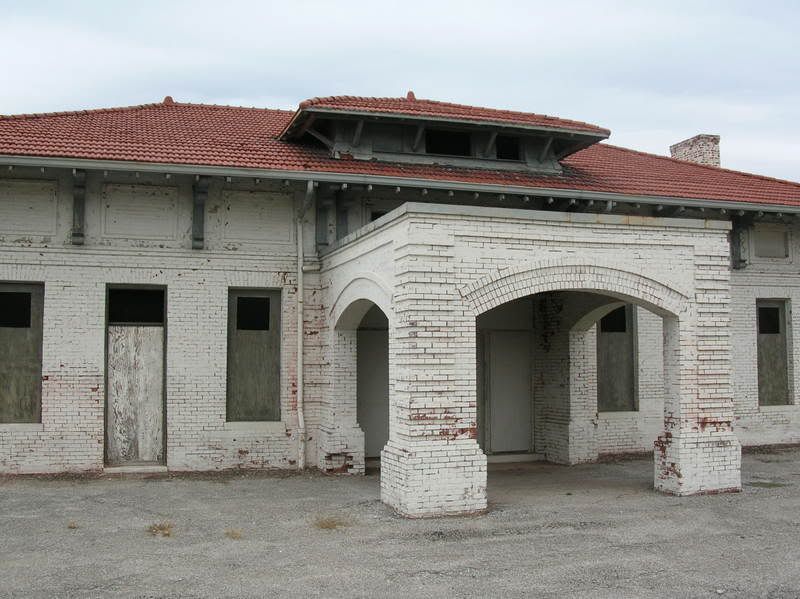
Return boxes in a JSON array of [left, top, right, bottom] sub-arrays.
[[0, 179, 58, 236], [101, 184, 179, 241], [221, 190, 294, 245]]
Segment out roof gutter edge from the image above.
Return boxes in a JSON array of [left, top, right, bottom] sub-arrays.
[[0, 153, 797, 213]]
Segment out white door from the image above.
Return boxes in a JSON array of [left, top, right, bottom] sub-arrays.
[[486, 331, 532, 453]]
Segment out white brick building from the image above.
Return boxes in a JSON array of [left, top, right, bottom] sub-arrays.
[[0, 93, 798, 516]]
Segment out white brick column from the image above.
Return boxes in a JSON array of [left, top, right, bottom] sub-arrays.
[[380, 314, 487, 517], [567, 328, 600, 463], [653, 248, 741, 495], [654, 314, 741, 494], [379, 233, 487, 517]]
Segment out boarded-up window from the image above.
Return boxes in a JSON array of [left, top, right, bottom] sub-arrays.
[[227, 289, 281, 421], [597, 305, 637, 412], [0, 283, 44, 423], [757, 300, 790, 406], [753, 226, 789, 259]]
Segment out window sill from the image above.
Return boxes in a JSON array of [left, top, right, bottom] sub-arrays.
[[0, 423, 44, 432], [597, 411, 640, 419], [223, 421, 285, 434]]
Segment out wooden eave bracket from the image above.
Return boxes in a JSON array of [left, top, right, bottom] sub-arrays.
[[71, 169, 86, 245], [192, 175, 211, 249]]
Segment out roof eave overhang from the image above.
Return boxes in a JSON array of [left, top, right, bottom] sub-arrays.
[[1, 153, 798, 214], [279, 107, 610, 142]]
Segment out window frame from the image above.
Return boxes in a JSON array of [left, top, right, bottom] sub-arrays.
[[226, 287, 283, 423], [749, 224, 792, 265], [596, 304, 639, 413], [0, 281, 45, 424], [756, 298, 793, 407]]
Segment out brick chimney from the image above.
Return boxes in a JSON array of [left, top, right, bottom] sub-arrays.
[[669, 134, 720, 167]]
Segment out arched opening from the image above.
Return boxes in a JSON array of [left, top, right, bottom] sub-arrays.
[[356, 305, 389, 466], [324, 286, 392, 475], [476, 296, 534, 458], [475, 288, 677, 486]]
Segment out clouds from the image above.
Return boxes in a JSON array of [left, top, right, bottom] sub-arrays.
[[1, 0, 797, 179]]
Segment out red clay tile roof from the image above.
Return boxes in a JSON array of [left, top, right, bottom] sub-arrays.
[[1, 99, 799, 207], [292, 92, 610, 137]]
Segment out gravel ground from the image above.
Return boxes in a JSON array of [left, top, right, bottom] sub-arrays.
[[2, 448, 800, 598]]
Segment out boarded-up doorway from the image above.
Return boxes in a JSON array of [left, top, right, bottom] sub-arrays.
[[106, 287, 166, 466]]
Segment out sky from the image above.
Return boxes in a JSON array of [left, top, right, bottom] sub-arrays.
[[1, 0, 798, 180]]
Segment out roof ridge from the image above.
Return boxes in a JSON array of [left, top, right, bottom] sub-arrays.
[[171, 101, 294, 113], [0, 101, 169, 121], [299, 94, 609, 134], [0, 100, 295, 121], [596, 143, 800, 190]]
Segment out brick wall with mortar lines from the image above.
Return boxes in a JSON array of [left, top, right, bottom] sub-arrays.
[[320, 203, 739, 514], [430, 207, 738, 496], [316, 229, 396, 474], [0, 168, 305, 473], [532, 291, 619, 463], [669, 134, 720, 167], [2, 161, 776, 488], [731, 222, 800, 445]]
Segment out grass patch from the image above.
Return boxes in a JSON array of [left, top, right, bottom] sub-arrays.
[[146, 521, 174, 537], [225, 529, 243, 540], [313, 515, 348, 530], [747, 481, 788, 489]]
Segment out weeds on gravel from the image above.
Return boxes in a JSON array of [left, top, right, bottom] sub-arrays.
[[313, 515, 348, 530], [225, 529, 243, 540], [146, 521, 174, 537], [67, 521, 78, 530]]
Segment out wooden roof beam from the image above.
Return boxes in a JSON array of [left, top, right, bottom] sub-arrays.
[[538, 136, 554, 162], [352, 120, 364, 147], [307, 127, 333, 149], [412, 125, 426, 152], [484, 131, 498, 158]]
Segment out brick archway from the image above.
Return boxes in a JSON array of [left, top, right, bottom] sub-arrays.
[[318, 275, 393, 474], [457, 258, 738, 496], [460, 259, 690, 319], [331, 274, 393, 329]]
